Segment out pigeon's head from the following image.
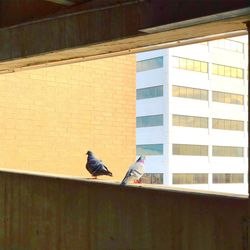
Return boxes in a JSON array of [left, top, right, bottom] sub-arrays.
[[86, 150, 93, 156], [137, 155, 145, 163]]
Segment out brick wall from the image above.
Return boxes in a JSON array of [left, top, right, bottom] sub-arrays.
[[0, 55, 136, 180]]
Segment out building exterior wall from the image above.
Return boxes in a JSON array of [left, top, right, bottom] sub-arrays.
[[136, 36, 248, 194], [0, 55, 136, 180]]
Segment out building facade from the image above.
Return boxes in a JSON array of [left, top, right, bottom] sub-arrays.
[[0, 55, 136, 180], [136, 36, 248, 194]]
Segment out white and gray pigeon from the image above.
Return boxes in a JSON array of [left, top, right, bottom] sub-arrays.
[[121, 156, 145, 185], [86, 151, 113, 178]]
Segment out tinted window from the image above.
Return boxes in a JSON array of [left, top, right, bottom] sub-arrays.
[[137, 85, 163, 100], [137, 115, 163, 128], [136, 144, 163, 155], [137, 57, 163, 72]]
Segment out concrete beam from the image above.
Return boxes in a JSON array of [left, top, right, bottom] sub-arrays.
[[45, 0, 76, 5], [45, 0, 89, 6], [0, 170, 248, 249], [0, 1, 249, 73], [0, 0, 67, 28]]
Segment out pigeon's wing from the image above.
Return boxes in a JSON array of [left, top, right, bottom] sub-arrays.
[[131, 163, 144, 180], [121, 168, 134, 185], [86, 158, 112, 176], [121, 161, 144, 185], [92, 162, 105, 175], [86, 155, 102, 175]]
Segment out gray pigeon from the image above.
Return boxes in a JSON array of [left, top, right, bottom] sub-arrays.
[[86, 151, 113, 178], [121, 156, 145, 185]]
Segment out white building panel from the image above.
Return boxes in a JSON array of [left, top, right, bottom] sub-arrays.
[[171, 129, 209, 145], [210, 49, 245, 68], [170, 98, 209, 116], [136, 98, 164, 116], [136, 127, 164, 144], [211, 77, 245, 93], [137, 68, 166, 88], [171, 44, 209, 61], [171, 164, 210, 173], [142, 156, 165, 173], [210, 157, 245, 166], [210, 131, 246, 146], [171, 69, 209, 86], [172, 184, 210, 191], [210, 184, 247, 195]]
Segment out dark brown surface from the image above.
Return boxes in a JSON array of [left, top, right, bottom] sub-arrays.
[[0, 171, 248, 249], [0, 1, 249, 73]]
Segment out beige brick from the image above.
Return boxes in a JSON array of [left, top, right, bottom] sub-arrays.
[[0, 55, 136, 180]]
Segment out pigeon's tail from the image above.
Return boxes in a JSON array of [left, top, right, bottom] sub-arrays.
[[120, 177, 128, 185], [107, 170, 113, 177]]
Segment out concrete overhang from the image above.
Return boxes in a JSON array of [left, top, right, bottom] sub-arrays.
[[0, 0, 249, 73]]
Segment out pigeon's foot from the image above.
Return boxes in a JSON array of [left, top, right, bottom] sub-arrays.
[[134, 180, 141, 184]]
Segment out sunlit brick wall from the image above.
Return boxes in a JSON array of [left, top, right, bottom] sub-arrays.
[[0, 55, 136, 180]]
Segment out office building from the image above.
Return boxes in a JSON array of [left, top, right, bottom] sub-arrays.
[[136, 36, 248, 194]]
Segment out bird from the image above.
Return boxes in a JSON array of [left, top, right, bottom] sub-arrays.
[[85, 151, 113, 178], [121, 156, 145, 185]]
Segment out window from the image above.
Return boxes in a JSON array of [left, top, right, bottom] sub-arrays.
[[212, 91, 244, 105], [136, 144, 163, 155], [173, 57, 208, 73], [212, 118, 244, 131], [212, 146, 244, 157], [173, 114, 208, 128], [173, 174, 208, 184], [211, 39, 244, 53], [136, 85, 163, 100], [212, 64, 244, 79], [173, 144, 208, 156], [212, 173, 244, 184], [137, 114, 163, 128], [140, 173, 164, 184], [136, 57, 163, 72], [172, 85, 208, 100]]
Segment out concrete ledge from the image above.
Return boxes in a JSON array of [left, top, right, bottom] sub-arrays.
[[0, 168, 247, 199], [0, 169, 248, 249]]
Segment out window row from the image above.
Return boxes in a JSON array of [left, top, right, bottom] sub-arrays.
[[172, 115, 208, 128], [173, 144, 208, 156], [136, 144, 163, 156], [172, 173, 244, 184], [211, 39, 244, 53], [172, 115, 244, 131], [137, 85, 245, 105], [136, 85, 163, 100], [137, 144, 245, 157], [136, 57, 163, 72], [173, 57, 208, 73], [140, 173, 164, 184], [212, 118, 244, 131], [173, 144, 244, 157], [136, 115, 163, 128], [137, 56, 245, 80], [172, 85, 208, 100], [212, 91, 244, 105], [212, 173, 244, 184], [173, 56, 244, 79], [172, 86, 244, 105], [212, 146, 244, 157], [212, 64, 244, 79]]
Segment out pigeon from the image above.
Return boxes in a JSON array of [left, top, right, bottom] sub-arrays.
[[86, 151, 113, 178], [121, 156, 145, 185]]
